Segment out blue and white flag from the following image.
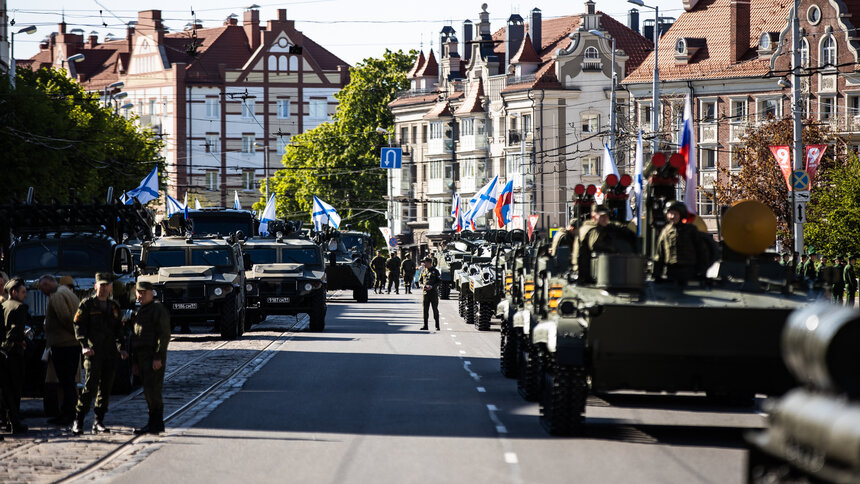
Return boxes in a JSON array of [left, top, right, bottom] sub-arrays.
[[633, 129, 645, 234], [258, 194, 277, 236], [165, 194, 186, 217], [233, 191, 242, 210], [463, 175, 499, 226], [312, 195, 341, 231], [183, 192, 189, 220], [124, 167, 159, 205], [194, 198, 202, 210]]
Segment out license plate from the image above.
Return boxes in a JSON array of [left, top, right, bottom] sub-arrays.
[[267, 297, 291, 304], [172, 303, 198, 310]]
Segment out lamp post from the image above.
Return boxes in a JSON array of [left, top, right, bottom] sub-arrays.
[[103, 81, 124, 107], [590, 29, 617, 154], [376, 127, 393, 237], [628, 0, 659, 155], [790, 0, 803, 252], [9, 25, 37, 86], [62, 53, 85, 80]]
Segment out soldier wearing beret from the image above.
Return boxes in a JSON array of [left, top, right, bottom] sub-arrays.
[[1, 278, 30, 434], [418, 257, 441, 331], [71, 273, 128, 435], [131, 281, 171, 435]]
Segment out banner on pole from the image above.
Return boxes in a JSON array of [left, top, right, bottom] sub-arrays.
[[769, 145, 792, 190], [527, 215, 539, 240], [805, 144, 827, 181]]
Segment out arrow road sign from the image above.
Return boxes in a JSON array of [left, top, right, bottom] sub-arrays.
[[794, 190, 810, 203], [791, 170, 810, 191], [380, 147, 402, 169], [794, 201, 807, 224]]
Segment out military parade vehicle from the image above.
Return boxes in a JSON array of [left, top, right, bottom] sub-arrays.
[[435, 235, 479, 299], [510, 153, 812, 435], [315, 227, 372, 303], [136, 234, 247, 340], [162, 208, 258, 237], [746, 302, 860, 483], [243, 221, 327, 332]]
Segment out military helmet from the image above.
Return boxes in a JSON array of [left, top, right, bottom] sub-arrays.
[[664, 200, 687, 216], [421, 256, 433, 263]]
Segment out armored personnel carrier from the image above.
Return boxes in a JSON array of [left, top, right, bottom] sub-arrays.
[[243, 221, 327, 332], [435, 236, 479, 299], [316, 228, 372, 302]]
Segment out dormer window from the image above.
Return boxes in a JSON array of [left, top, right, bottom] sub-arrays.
[[759, 33, 771, 51], [757, 32, 779, 58], [675, 38, 686, 55], [674, 37, 704, 64], [583, 46, 601, 71]]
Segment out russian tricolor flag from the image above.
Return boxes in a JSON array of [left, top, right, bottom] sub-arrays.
[[679, 94, 698, 215], [494, 180, 514, 228]]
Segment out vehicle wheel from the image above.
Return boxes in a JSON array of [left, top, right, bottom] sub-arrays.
[[440, 282, 451, 300], [245, 309, 260, 332], [477, 302, 493, 331], [112, 356, 135, 394], [458, 290, 465, 317], [237, 307, 246, 337], [500, 324, 518, 378], [517, 338, 541, 401], [43, 382, 60, 418], [465, 294, 476, 326], [540, 361, 588, 436], [309, 291, 326, 332], [355, 274, 370, 303], [219, 295, 240, 340]]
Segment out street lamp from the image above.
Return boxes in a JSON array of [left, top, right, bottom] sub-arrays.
[[9, 25, 37, 86], [376, 127, 394, 236], [590, 29, 617, 154], [628, 0, 659, 155]]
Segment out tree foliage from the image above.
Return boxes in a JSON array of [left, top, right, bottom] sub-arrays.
[[805, 150, 860, 257], [0, 67, 164, 202], [714, 117, 840, 249], [262, 49, 416, 244]]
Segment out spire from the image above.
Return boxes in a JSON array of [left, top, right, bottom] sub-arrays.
[[510, 33, 541, 64], [407, 51, 426, 79]]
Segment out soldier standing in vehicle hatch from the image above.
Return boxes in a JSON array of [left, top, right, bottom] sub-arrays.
[[419, 257, 441, 331], [131, 281, 171, 435], [71, 273, 128, 435]]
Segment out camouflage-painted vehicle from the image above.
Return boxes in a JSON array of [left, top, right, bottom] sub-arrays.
[[243, 225, 327, 332], [316, 228, 372, 303], [162, 208, 258, 237], [137, 235, 247, 340], [435, 237, 478, 299]]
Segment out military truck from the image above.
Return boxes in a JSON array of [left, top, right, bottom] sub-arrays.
[[243, 223, 327, 332], [137, 235, 247, 340], [316, 228, 372, 303], [162, 208, 258, 237]]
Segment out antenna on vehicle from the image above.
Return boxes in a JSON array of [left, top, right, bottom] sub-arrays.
[[26, 187, 34, 205]]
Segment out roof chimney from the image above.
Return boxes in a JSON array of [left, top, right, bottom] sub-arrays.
[[730, 0, 750, 63], [628, 8, 640, 34], [530, 8, 542, 53], [88, 31, 98, 48], [583, 1, 600, 31], [462, 19, 473, 61], [505, 14, 524, 70], [278, 9, 286, 22], [243, 7, 261, 52], [477, 3, 491, 35]]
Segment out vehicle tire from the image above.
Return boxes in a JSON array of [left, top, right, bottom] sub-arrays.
[[477, 302, 493, 331], [43, 382, 60, 418], [465, 294, 476, 326], [355, 274, 370, 303], [540, 360, 587, 436], [440, 282, 451, 300], [458, 290, 465, 317], [218, 295, 240, 340], [500, 324, 518, 378], [112, 356, 135, 394], [308, 291, 326, 332], [517, 338, 541, 401], [245, 309, 260, 332]]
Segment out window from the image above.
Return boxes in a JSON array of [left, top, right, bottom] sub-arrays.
[[849, 95, 860, 117], [309, 99, 327, 119], [700, 147, 716, 170], [277, 136, 290, 154], [277, 99, 290, 119], [429, 122, 443, 139], [640, 104, 652, 126], [241, 171, 255, 191], [821, 36, 836, 67], [800, 38, 810, 67], [506, 154, 521, 176], [581, 114, 599, 133], [460, 158, 485, 179], [582, 156, 599, 176], [522, 114, 532, 134], [460, 118, 474, 136], [400, 127, 409, 144], [206, 97, 219, 119], [820, 96, 835, 121], [730, 148, 741, 170], [205, 171, 219, 191], [411, 126, 418, 144], [205, 134, 219, 154], [162, 98, 168, 115], [429, 161, 444, 180], [149, 99, 156, 115], [701, 101, 717, 122], [697, 192, 715, 216], [242, 100, 255, 119], [584, 46, 599, 59], [422, 124, 428, 143], [731, 99, 747, 123], [758, 98, 780, 121], [242, 135, 255, 154]]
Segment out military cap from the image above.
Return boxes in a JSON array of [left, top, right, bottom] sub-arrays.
[[135, 280, 154, 291], [593, 205, 610, 215], [664, 200, 687, 215], [421, 256, 433, 263], [95, 272, 113, 284], [58, 275, 75, 287], [4, 278, 25, 294]]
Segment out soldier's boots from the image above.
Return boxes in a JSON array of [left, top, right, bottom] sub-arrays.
[[71, 416, 84, 436], [134, 410, 165, 435], [93, 412, 110, 434]]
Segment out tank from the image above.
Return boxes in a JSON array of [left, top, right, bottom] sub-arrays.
[[316, 228, 372, 302]]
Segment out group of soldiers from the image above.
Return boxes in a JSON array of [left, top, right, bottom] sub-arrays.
[[0, 272, 171, 438], [370, 251, 417, 295], [782, 252, 859, 306]]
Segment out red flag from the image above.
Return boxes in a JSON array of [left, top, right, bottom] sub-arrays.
[[805, 145, 827, 181], [527, 215, 539, 240], [769, 145, 792, 190]]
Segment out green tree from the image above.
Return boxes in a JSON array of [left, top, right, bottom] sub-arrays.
[[715, 117, 840, 249], [261, 49, 416, 244], [0, 67, 164, 202], [805, 150, 860, 257]]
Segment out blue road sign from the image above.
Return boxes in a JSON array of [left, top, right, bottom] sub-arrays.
[[791, 170, 810, 191], [388, 237, 398, 247], [549, 227, 562, 240], [380, 147, 402, 169]]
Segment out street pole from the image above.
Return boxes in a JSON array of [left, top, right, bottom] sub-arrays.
[[610, 36, 617, 154], [264, 144, 269, 202], [387, 133, 393, 240], [791, 0, 803, 252], [652, 5, 660, 156], [519, 115, 526, 223]]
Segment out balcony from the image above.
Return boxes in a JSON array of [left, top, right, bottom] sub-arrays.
[[458, 134, 487, 153], [508, 130, 522, 145], [390, 169, 412, 198], [427, 178, 451, 195], [428, 138, 454, 156], [699, 122, 718, 144], [429, 216, 452, 234], [459, 176, 485, 194], [729, 123, 747, 143]]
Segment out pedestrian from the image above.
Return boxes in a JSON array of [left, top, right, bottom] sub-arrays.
[[1, 278, 30, 434], [71, 273, 128, 435], [38, 275, 82, 426], [400, 256, 416, 294], [845, 255, 858, 308], [0, 271, 9, 304], [131, 281, 171, 435], [386, 252, 402, 294], [653, 201, 707, 286], [796, 253, 809, 281], [371, 251, 387, 294], [832, 256, 845, 305], [58, 275, 76, 291], [419, 256, 441, 331]]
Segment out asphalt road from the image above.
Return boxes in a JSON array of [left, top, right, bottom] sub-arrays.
[[111, 291, 763, 484]]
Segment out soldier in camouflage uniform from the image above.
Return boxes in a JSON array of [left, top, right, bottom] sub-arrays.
[[419, 257, 441, 330], [71, 273, 128, 435], [371, 251, 387, 294], [131, 281, 171, 435]]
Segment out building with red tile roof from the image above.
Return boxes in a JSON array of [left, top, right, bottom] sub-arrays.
[[21, 7, 349, 207]]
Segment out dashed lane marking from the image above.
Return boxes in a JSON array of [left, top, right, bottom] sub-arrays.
[[455, 342, 462, 345], [504, 453, 518, 464], [463, 361, 481, 381], [459, 350, 467, 354]]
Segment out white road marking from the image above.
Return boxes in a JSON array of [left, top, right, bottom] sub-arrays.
[[455, 342, 462, 345], [459, 350, 466, 354], [486, 404, 497, 411], [496, 425, 508, 434], [451, 334, 457, 338], [477, 387, 486, 393], [463, 361, 481, 381], [504, 452, 518, 464]]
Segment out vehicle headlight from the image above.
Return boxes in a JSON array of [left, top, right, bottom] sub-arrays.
[[245, 283, 253, 292], [304, 282, 313, 292], [214, 287, 223, 296]]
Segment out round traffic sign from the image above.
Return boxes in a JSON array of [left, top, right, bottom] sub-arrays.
[[388, 237, 398, 247], [791, 170, 810, 191]]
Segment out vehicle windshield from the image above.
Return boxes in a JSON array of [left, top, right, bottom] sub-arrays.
[[246, 248, 277, 265], [339, 234, 367, 253], [145, 249, 186, 268], [283, 248, 322, 267], [12, 239, 112, 275], [190, 215, 254, 237], [191, 248, 234, 268]]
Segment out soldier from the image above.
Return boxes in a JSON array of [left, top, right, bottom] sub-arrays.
[[654, 201, 707, 286], [71, 273, 128, 435], [832, 256, 845, 304], [38, 275, 81, 426], [386, 252, 402, 294], [1, 278, 30, 434], [779, 253, 791, 266], [419, 256, 441, 331], [845, 255, 858, 308], [795, 253, 809, 281], [400, 256, 416, 295], [370, 251, 387, 294], [550, 219, 578, 257], [803, 252, 819, 287], [131, 281, 171, 435]]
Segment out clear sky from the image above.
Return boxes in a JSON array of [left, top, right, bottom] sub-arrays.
[[9, 0, 685, 65]]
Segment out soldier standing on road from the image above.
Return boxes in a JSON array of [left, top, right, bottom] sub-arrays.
[[371, 251, 387, 294], [654, 202, 707, 286], [845, 255, 858, 308], [400, 256, 416, 294], [38, 275, 82, 426], [386, 252, 402, 294], [419, 257, 441, 331], [1, 278, 30, 434], [832, 256, 845, 304], [131, 281, 171, 435], [71, 273, 128, 435]]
